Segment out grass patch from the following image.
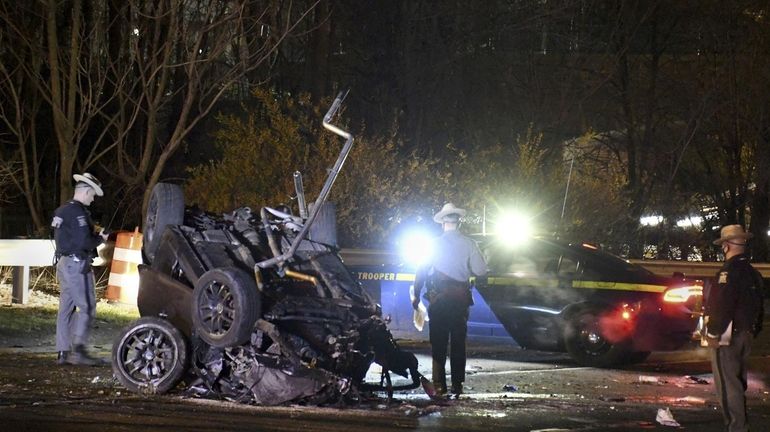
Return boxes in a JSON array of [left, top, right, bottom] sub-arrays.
[[96, 301, 141, 325], [1, 271, 140, 347], [0, 301, 139, 339], [0, 305, 59, 335]]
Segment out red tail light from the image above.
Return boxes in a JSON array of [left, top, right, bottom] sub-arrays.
[[619, 302, 640, 320]]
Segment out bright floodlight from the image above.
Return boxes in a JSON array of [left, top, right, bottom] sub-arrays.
[[640, 215, 663, 227], [496, 211, 534, 247], [399, 229, 435, 268], [676, 216, 703, 228]]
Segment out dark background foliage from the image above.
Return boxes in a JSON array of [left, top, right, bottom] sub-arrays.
[[1, 0, 769, 259]]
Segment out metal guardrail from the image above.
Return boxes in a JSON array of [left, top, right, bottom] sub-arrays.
[[628, 260, 770, 279], [0, 240, 56, 304], [339, 249, 402, 267], [1, 239, 111, 304]]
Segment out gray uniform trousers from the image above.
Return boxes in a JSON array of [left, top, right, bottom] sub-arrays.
[[55, 256, 96, 351], [710, 330, 753, 432]]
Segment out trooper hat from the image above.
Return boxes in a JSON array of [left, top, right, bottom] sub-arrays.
[[433, 202, 466, 224], [73, 173, 103, 197], [713, 224, 753, 245]]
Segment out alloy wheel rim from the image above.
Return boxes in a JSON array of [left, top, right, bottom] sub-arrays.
[[119, 325, 178, 385], [200, 281, 235, 336]]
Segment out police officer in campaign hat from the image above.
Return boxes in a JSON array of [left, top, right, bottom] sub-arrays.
[[705, 224, 764, 432], [50, 173, 109, 366], [412, 203, 487, 396]]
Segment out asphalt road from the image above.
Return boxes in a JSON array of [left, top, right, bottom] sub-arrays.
[[1, 338, 769, 432]]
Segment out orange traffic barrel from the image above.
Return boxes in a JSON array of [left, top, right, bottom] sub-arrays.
[[106, 228, 143, 304]]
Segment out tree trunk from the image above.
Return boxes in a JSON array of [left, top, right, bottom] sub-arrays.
[[750, 126, 770, 262], [46, 0, 83, 204], [306, 0, 331, 102]]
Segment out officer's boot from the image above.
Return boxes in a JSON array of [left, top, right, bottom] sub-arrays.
[[56, 351, 69, 366], [432, 360, 447, 396], [68, 345, 102, 366]]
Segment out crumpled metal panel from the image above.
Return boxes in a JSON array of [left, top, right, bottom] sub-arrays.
[[140, 206, 429, 406], [187, 341, 346, 405], [238, 357, 337, 406]]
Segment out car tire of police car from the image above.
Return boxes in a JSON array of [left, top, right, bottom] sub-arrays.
[[564, 309, 631, 368], [143, 182, 184, 263], [112, 316, 189, 395], [191, 267, 261, 348]]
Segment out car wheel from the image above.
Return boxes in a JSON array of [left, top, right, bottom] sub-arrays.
[[143, 182, 184, 263], [112, 317, 188, 394], [564, 310, 630, 368], [191, 267, 260, 348]]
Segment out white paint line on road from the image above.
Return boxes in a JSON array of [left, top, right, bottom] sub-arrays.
[[470, 366, 592, 377]]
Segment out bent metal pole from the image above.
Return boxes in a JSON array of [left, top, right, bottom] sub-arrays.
[[256, 90, 352, 270]]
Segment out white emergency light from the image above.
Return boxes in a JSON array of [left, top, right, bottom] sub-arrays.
[[496, 210, 534, 248], [398, 229, 435, 268]]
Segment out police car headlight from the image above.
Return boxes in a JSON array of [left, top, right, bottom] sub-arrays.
[[663, 285, 703, 303], [398, 230, 434, 268], [496, 210, 534, 248]]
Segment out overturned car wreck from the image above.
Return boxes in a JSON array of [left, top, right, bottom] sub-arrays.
[[111, 93, 432, 405]]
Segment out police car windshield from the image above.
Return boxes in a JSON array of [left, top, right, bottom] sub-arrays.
[[474, 235, 656, 280], [575, 244, 655, 279]]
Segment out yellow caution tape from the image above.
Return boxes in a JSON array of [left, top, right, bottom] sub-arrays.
[[484, 277, 666, 293]]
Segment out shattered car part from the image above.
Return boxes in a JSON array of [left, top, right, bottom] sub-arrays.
[[112, 92, 431, 405]]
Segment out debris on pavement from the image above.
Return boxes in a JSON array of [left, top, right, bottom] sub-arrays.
[[638, 375, 661, 384], [466, 365, 483, 375], [675, 396, 707, 404], [599, 396, 626, 402], [502, 384, 518, 392], [684, 374, 710, 384], [656, 407, 681, 427]]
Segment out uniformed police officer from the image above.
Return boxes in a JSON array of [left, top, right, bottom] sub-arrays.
[[51, 173, 109, 366], [705, 224, 764, 432], [412, 203, 487, 396]]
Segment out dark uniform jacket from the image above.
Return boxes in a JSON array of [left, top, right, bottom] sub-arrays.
[[51, 200, 104, 259], [705, 254, 764, 337]]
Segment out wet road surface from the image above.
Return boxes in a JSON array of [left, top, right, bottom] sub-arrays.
[[1, 340, 769, 432]]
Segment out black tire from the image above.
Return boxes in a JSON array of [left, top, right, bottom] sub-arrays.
[[112, 317, 188, 395], [564, 310, 630, 368], [143, 182, 184, 263], [191, 267, 260, 348]]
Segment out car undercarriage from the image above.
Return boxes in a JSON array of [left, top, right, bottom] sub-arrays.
[[111, 92, 432, 405]]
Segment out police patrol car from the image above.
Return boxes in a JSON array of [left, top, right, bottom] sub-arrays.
[[474, 236, 703, 367]]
